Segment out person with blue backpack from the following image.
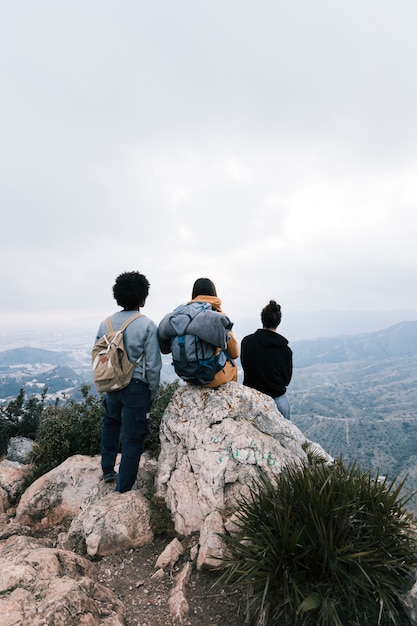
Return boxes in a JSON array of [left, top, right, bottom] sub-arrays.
[[158, 277, 239, 387]]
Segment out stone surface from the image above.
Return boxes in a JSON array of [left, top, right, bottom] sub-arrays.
[[196, 510, 225, 571], [61, 490, 154, 557], [0, 535, 125, 626], [156, 381, 331, 536], [0, 458, 32, 506], [0, 485, 8, 520], [15, 454, 106, 531], [155, 537, 184, 570], [3, 453, 156, 559], [169, 561, 193, 625], [7, 436, 34, 464]]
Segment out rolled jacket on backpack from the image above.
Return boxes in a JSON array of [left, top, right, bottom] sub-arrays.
[[158, 302, 233, 350], [157, 295, 239, 388]]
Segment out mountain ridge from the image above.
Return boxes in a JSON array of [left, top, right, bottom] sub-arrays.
[[292, 321, 417, 367], [0, 346, 69, 367], [1, 320, 416, 406]]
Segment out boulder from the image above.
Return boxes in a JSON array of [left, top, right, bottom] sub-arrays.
[[14, 452, 158, 536], [9, 452, 156, 556], [155, 537, 184, 570], [60, 490, 154, 557], [14, 454, 107, 532], [0, 458, 32, 506], [196, 510, 225, 570], [156, 382, 330, 536], [7, 436, 34, 464], [0, 535, 125, 625]]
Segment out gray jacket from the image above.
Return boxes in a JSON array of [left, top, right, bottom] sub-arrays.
[[95, 310, 162, 397], [158, 301, 233, 354]]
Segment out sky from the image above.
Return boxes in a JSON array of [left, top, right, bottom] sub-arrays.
[[1, 0, 417, 340]]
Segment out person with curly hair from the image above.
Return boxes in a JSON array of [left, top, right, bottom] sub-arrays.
[[95, 271, 161, 492], [240, 300, 293, 419]]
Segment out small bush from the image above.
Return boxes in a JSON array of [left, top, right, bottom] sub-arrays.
[[28, 380, 178, 480], [0, 388, 46, 456], [220, 457, 417, 626], [31, 385, 102, 479]]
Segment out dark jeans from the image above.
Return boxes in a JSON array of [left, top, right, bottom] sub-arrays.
[[101, 378, 151, 493]]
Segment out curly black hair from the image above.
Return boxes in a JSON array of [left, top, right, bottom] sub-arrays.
[[112, 271, 150, 310], [261, 300, 282, 329]]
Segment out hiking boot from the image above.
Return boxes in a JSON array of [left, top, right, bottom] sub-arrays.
[[103, 470, 117, 483]]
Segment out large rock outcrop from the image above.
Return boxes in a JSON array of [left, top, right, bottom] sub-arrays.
[[156, 381, 330, 537], [2, 381, 417, 625], [0, 453, 157, 624], [7, 453, 156, 557]]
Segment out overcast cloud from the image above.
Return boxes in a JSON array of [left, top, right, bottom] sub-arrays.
[[1, 0, 417, 337]]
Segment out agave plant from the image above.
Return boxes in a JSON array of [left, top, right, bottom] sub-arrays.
[[220, 457, 417, 625]]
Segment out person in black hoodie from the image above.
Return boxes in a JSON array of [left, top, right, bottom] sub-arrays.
[[240, 300, 293, 419]]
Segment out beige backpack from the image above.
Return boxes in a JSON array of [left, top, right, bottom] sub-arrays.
[[92, 313, 144, 392]]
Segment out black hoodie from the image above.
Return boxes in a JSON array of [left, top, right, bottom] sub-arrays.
[[241, 329, 293, 398]]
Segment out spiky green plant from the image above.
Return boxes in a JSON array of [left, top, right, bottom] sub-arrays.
[[220, 458, 417, 626]]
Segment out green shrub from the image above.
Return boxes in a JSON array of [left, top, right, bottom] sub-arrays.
[[31, 385, 102, 479], [0, 388, 46, 456], [29, 378, 179, 479], [220, 457, 417, 626], [145, 379, 180, 459], [26, 379, 178, 480], [18, 390, 46, 440]]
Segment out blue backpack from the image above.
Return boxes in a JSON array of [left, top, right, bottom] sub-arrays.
[[172, 333, 230, 385], [161, 301, 233, 385]]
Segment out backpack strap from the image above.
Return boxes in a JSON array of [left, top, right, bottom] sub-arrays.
[[105, 317, 114, 334], [121, 313, 145, 373], [119, 312, 143, 332], [104, 312, 143, 335], [177, 335, 187, 370], [104, 313, 145, 370]]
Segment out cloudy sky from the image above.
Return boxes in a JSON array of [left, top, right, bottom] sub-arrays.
[[1, 0, 417, 338]]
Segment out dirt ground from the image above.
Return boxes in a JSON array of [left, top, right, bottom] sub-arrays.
[[92, 534, 246, 626]]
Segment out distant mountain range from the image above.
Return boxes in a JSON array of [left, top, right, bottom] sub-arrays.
[[292, 321, 417, 367], [0, 347, 69, 367], [234, 310, 417, 343], [1, 321, 416, 401]]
